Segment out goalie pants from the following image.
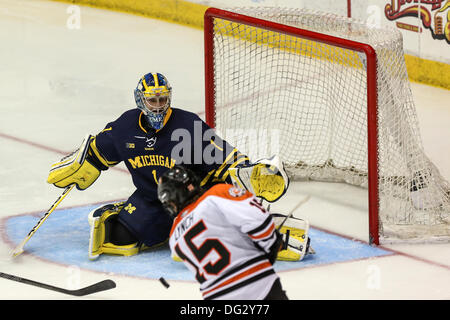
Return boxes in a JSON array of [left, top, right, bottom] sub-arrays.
[[117, 190, 173, 247], [264, 278, 289, 300]]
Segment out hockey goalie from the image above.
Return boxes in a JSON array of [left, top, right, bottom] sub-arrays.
[[46, 72, 313, 262]]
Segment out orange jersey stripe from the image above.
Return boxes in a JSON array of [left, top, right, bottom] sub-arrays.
[[202, 261, 272, 297], [249, 222, 275, 240]]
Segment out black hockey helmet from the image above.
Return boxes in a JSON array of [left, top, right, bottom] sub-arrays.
[[157, 165, 203, 217]]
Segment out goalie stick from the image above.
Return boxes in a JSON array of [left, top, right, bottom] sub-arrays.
[[11, 184, 75, 258], [0, 271, 116, 296]]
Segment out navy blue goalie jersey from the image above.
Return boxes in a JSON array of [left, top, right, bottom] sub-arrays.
[[88, 108, 249, 201]]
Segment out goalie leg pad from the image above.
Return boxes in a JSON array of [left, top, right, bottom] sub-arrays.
[[228, 155, 289, 202], [88, 202, 140, 260], [272, 213, 315, 261]]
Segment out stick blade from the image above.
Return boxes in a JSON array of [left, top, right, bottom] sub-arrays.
[[10, 243, 25, 258], [70, 279, 116, 296], [11, 250, 23, 258]]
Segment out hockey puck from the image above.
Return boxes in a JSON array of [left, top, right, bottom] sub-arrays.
[[159, 277, 170, 288]]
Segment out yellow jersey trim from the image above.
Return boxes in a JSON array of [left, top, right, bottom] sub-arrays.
[[90, 137, 119, 167]]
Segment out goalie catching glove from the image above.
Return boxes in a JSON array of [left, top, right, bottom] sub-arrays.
[[47, 134, 101, 190], [272, 213, 315, 261], [228, 155, 289, 203]]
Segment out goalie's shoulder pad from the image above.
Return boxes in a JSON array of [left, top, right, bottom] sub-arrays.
[[47, 134, 100, 190]]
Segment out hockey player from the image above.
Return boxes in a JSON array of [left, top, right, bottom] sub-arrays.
[[46, 72, 290, 260], [158, 166, 313, 299]]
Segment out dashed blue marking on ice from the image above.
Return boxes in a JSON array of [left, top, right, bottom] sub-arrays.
[[5, 204, 392, 281]]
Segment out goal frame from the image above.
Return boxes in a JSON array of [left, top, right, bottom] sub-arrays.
[[204, 7, 381, 245]]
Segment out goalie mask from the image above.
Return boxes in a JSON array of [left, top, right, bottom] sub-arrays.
[[134, 72, 172, 130], [157, 166, 202, 218]]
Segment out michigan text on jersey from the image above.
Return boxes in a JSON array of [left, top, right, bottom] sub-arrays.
[[128, 155, 176, 169]]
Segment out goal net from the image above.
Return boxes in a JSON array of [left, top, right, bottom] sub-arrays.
[[204, 7, 450, 244]]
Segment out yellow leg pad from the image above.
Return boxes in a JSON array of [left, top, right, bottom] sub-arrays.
[[88, 205, 139, 260], [100, 242, 140, 257], [172, 255, 183, 262], [279, 226, 306, 239], [277, 249, 302, 261], [89, 215, 105, 260], [276, 226, 307, 262]]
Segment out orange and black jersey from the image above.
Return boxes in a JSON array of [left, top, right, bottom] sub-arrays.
[[169, 184, 281, 300], [87, 108, 249, 201]]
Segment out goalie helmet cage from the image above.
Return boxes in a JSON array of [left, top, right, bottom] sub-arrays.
[[204, 7, 450, 245]]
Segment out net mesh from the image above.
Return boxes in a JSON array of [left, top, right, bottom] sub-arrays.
[[208, 7, 450, 242]]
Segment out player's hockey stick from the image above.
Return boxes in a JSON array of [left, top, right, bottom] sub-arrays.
[[11, 184, 76, 258], [0, 271, 116, 296], [276, 195, 311, 231]]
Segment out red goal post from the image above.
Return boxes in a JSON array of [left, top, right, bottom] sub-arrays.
[[204, 7, 380, 244], [203, 7, 450, 245]]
